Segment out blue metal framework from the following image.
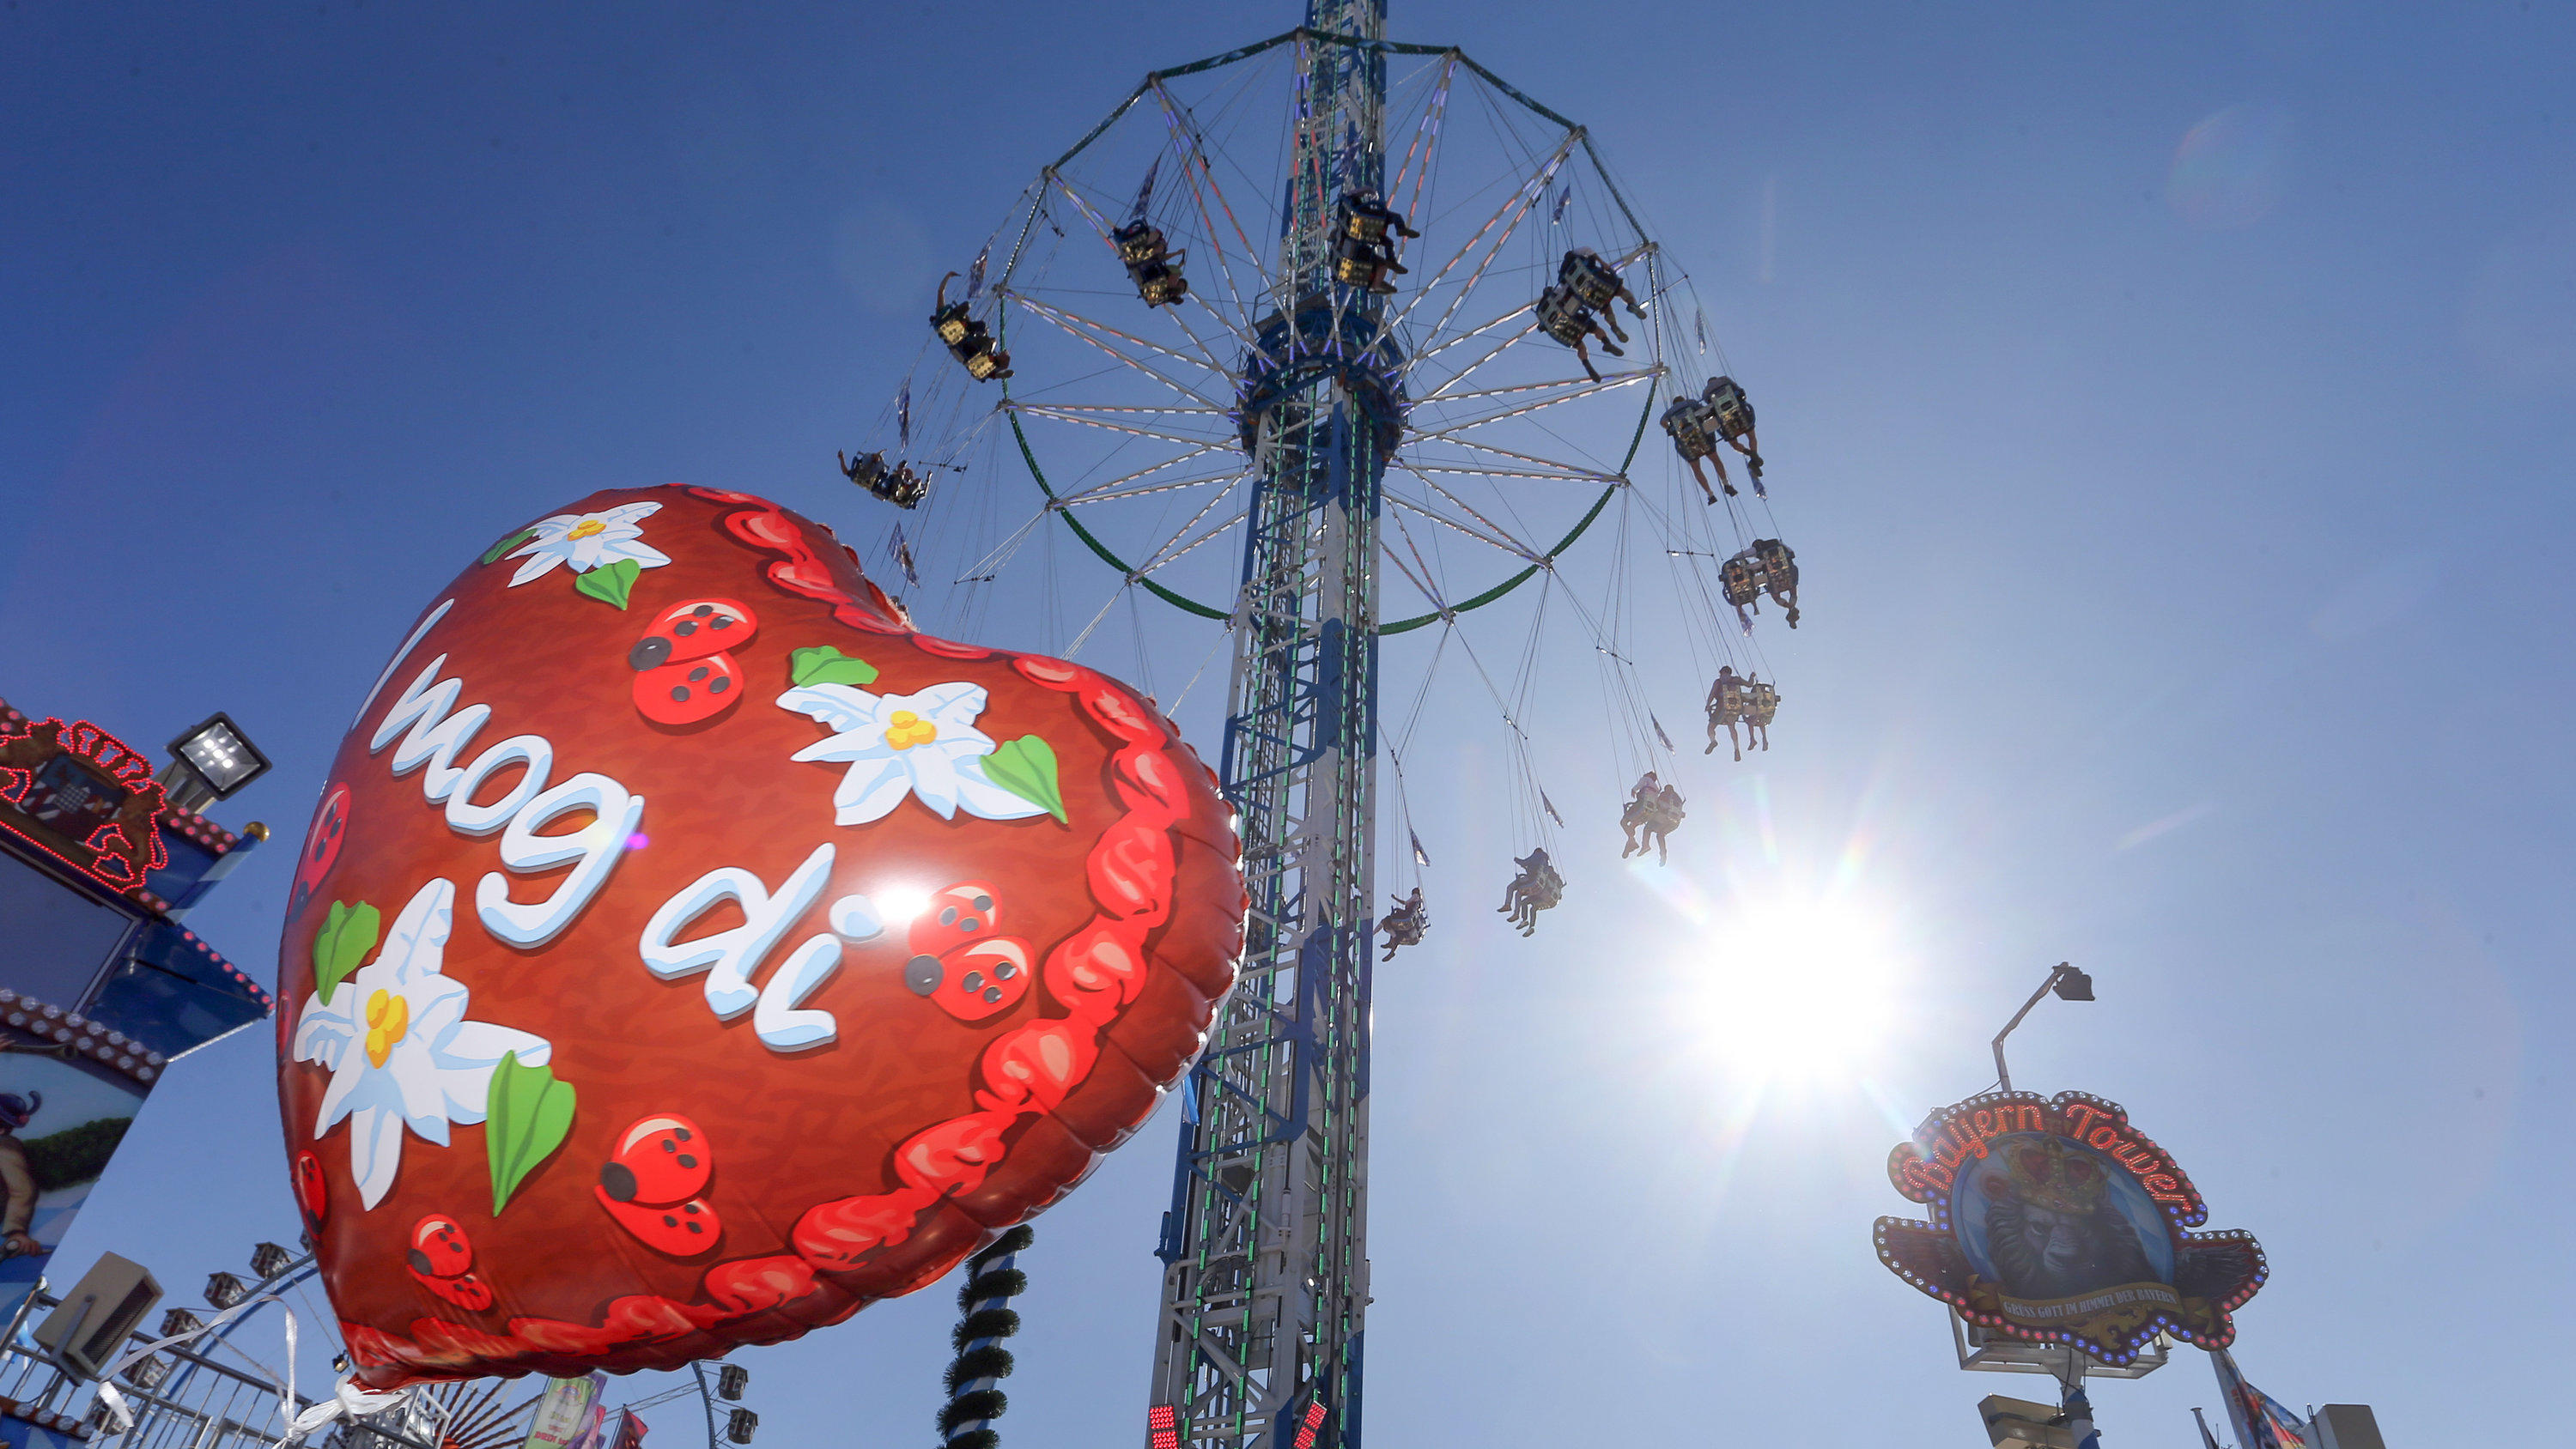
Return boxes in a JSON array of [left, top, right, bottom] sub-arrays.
[[1147, 6, 1388, 1449]]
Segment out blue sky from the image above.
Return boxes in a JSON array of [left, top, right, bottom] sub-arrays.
[[5, 2, 2572, 1445]]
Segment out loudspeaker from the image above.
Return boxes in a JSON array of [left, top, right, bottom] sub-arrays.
[[35, 1252, 163, 1380]]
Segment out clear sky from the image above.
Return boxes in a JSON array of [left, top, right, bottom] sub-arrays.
[[5, 2, 2572, 1446]]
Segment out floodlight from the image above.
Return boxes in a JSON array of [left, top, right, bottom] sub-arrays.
[[2051, 965, 2095, 1002], [159, 712, 270, 810]]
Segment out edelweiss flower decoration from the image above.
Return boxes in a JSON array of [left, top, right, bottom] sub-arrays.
[[293, 878, 553, 1208], [496, 500, 670, 608], [777, 681, 1060, 826]]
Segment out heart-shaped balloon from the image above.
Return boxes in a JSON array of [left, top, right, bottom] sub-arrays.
[[276, 485, 1243, 1385]]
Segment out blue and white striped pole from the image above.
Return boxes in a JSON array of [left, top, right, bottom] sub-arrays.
[[939, 1227, 1033, 1449]]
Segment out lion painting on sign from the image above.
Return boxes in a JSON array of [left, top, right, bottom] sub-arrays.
[[1981, 1135, 2161, 1302]]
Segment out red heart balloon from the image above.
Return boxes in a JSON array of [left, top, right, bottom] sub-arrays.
[[276, 486, 1243, 1385]]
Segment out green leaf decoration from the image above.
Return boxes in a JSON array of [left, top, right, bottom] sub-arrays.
[[574, 558, 641, 609], [479, 527, 538, 566], [312, 900, 380, 1006], [485, 1052, 576, 1216], [789, 645, 881, 688], [981, 735, 1067, 825]]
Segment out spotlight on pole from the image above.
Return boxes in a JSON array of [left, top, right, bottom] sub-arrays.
[[157, 712, 270, 813], [2050, 965, 2094, 1002]]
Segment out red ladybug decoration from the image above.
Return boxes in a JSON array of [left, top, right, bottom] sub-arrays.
[[289, 784, 350, 921], [633, 652, 744, 725], [278, 485, 1244, 1385], [598, 1113, 712, 1207], [295, 1150, 330, 1230], [405, 1215, 494, 1312], [630, 598, 758, 670]]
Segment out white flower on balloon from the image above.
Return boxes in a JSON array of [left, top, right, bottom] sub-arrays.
[[505, 501, 671, 585], [778, 682, 1053, 826], [292, 878, 552, 1210]]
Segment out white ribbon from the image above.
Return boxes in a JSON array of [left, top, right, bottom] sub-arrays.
[[88, 1294, 414, 1446]]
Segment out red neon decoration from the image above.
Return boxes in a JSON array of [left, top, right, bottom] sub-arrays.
[[0, 713, 170, 897], [1874, 1089, 2267, 1365]]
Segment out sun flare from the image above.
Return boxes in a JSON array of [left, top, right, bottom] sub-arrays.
[[1674, 890, 1904, 1083]]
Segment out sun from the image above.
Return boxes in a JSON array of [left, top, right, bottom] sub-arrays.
[[1668, 889, 1905, 1083]]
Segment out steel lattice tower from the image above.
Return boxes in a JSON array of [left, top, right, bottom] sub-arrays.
[[1147, 4, 1390, 1449]]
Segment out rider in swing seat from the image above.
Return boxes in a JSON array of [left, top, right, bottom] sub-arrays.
[[1701, 375, 1764, 489], [1558, 247, 1645, 325], [1537, 285, 1624, 382], [930, 272, 1013, 380], [1661, 394, 1735, 503]]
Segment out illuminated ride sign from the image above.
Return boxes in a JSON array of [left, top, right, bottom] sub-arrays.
[[1873, 1089, 2266, 1364]]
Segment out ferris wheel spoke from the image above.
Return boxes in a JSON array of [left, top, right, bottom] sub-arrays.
[[1388, 458, 1549, 555], [1131, 483, 1250, 574], [1383, 130, 1578, 348], [1400, 459, 1624, 485], [1420, 367, 1656, 410], [1420, 369, 1660, 430], [1405, 428, 1625, 481], [1411, 316, 1540, 398], [1151, 80, 1269, 326], [1007, 403, 1233, 449], [999, 291, 1232, 409], [1060, 466, 1252, 507], [1388, 53, 1460, 218], [1385, 487, 1542, 561], [1408, 306, 1531, 371], [1054, 442, 1236, 497]]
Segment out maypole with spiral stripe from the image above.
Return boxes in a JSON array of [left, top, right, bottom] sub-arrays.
[[939, 1227, 1033, 1449]]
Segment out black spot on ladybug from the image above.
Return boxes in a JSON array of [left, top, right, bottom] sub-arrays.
[[905, 954, 942, 997], [972, 894, 993, 912], [958, 917, 981, 932], [995, 962, 1018, 979], [708, 676, 731, 694], [683, 1202, 702, 1216], [983, 986, 1004, 1002], [660, 1139, 676, 1153], [630, 636, 672, 670], [600, 1161, 640, 1202], [675, 619, 700, 636], [663, 1214, 678, 1227], [674, 1127, 692, 1142], [686, 1220, 704, 1233], [961, 971, 985, 993], [670, 686, 691, 702], [711, 615, 734, 630], [692, 604, 715, 617], [677, 1154, 697, 1168], [940, 906, 958, 925], [689, 665, 710, 682], [408, 1249, 433, 1274]]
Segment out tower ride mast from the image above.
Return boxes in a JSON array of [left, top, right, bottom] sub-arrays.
[[1147, 4, 1389, 1449]]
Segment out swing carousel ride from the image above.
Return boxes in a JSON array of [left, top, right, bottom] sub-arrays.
[[68, 10, 1813, 1449], [828, 4, 1818, 1447]]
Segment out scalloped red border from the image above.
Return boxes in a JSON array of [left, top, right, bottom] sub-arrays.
[[341, 488, 1218, 1383]]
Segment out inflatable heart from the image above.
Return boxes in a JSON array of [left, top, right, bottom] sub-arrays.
[[276, 486, 1243, 1385]]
